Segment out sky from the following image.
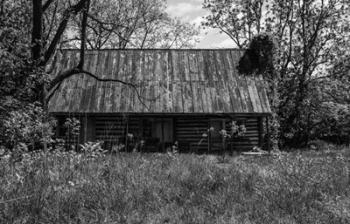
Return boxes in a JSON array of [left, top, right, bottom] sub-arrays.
[[166, 0, 236, 48]]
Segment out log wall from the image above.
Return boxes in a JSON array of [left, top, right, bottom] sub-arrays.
[[54, 114, 263, 152], [175, 117, 209, 152], [94, 116, 140, 150], [228, 118, 260, 151], [175, 117, 260, 152]]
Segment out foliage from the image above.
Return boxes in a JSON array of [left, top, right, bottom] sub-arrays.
[[0, 149, 350, 223], [203, 0, 350, 147], [1, 102, 56, 151], [0, 0, 47, 113], [1, 0, 199, 155], [221, 121, 247, 139], [238, 34, 275, 75], [63, 117, 81, 138], [80, 141, 106, 158], [198, 121, 247, 152], [308, 69, 350, 144], [67, 0, 199, 49], [310, 101, 350, 144], [203, 0, 265, 48]]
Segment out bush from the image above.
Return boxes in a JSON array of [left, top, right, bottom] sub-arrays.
[[2, 102, 56, 151]]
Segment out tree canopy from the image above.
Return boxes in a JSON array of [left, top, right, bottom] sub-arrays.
[[0, 0, 199, 109], [64, 0, 199, 49], [203, 0, 350, 146], [0, 0, 199, 149]]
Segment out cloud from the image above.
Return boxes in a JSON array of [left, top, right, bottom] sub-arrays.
[[191, 16, 205, 26], [167, 0, 205, 6], [196, 29, 237, 49], [212, 38, 236, 48], [166, 2, 203, 21], [166, 0, 236, 49]]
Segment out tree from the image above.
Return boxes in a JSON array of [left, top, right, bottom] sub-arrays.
[[308, 56, 350, 144], [203, 0, 350, 147], [65, 0, 199, 49], [1, 0, 199, 111], [0, 0, 148, 149], [132, 17, 199, 49], [0, 0, 35, 110], [203, 0, 264, 48], [1, 0, 199, 150]]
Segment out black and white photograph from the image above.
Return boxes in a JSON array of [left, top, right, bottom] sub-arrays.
[[0, 0, 349, 223]]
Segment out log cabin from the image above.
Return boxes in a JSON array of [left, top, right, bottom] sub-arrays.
[[48, 49, 271, 153]]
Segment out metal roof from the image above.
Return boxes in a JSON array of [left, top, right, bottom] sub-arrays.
[[48, 49, 271, 114]]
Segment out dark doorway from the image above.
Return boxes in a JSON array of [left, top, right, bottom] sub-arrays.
[[142, 118, 173, 151]]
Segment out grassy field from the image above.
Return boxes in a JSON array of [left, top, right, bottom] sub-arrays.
[[1, 148, 350, 224]]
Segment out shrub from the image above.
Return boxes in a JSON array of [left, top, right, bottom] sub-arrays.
[[80, 141, 106, 158], [2, 102, 56, 151]]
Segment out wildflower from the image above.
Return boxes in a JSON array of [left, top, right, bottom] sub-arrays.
[[68, 181, 75, 187], [0, 146, 6, 156], [220, 129, 228, 137], [16, 173, 24, 184], [49, 170, 59, 182]]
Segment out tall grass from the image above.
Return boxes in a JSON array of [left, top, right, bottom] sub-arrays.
[[0, 149, 349, 223]]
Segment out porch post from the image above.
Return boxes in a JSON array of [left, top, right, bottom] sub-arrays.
[[266, 116, 270, 151], [258, 117, 263, 148]]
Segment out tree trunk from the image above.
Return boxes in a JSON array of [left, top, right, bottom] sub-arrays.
[[32, 0, 43, 62], [42, 83, 48, 151], [270, 75, 280, 151]]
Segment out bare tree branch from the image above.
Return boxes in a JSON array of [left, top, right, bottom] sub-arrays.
[[87, 13, 128, 29], [41, 0, 88, 65], [42, 0, 54, 12], [46, 67, 153, 111], [43, 0, 58, 46]]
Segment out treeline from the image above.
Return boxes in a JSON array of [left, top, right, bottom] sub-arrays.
[[203, 0, 350, 148]]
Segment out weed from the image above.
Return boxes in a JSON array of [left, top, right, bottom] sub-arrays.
[[0, 148, 349, 223]]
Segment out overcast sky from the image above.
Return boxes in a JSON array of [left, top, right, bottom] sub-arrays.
[[166, 0, 236, 48]]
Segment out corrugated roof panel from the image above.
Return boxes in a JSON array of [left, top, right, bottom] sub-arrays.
[[199, 83, 207, 113], [252, 77, 264, 113], [94, 51, 107, 112], [110, 64, 118, 112], [58, 51, 73, 112], [188, 51, 199, 81], [256, 75, 272, 113], [247, 77, 260, 113], [103, 51, 114, 112], [49, 49, 271, 114], [190, 81, 198, 112], [197, 51, 206, 81]]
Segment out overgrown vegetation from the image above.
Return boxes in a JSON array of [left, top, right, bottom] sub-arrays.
[[203, 0, 350, 148], [1, 148, 349, 223], [0, 0, 349, 222], [0, 0, 199, 151]]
